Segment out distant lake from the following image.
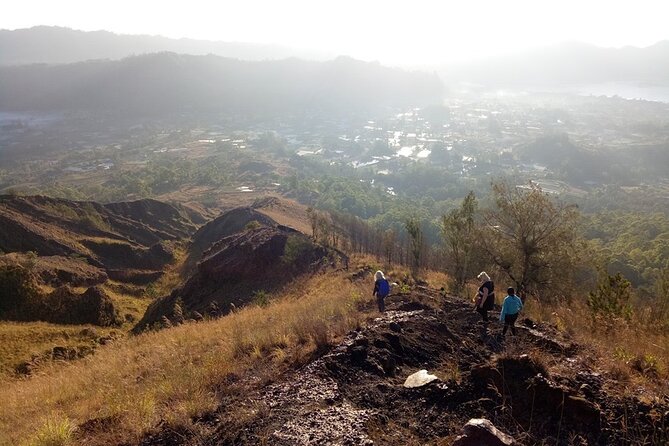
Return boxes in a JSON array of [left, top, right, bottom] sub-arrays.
[[557, 82, 669, 103], [0, 111, 61, 124]]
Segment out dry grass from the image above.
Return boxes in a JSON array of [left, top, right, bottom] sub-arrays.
[[0, 270, 368, 446], [523, 296, 669, 395], [437, 360, 463, 384], [152, 244, 189, 296], [255, 197, 312, 235], [0, 280, 153, 381], [0, 278, 159, 381], [0, 322, 113, 381], [103, 287, 151, 323], [422, 270, 450, 290]]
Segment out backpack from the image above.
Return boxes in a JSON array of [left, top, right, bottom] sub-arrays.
[[483, 293, 495, 310], [483, 281, 495, 310], [378, 279, 390, 297]]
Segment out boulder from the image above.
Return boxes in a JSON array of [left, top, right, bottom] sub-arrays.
[[403, 369, 439, 388], [452, 418, 515, 446]]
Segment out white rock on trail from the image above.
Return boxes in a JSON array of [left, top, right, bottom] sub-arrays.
[[403, 369, 438, 388]]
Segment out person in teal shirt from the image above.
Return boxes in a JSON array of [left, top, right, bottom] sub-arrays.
[[500, 287, 523, 336]]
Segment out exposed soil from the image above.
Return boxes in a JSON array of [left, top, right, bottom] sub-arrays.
[[136, 287, 669, 446]]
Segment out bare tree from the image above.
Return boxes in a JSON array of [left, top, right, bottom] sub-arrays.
[[382, 228, 397, 265], [442, 191, 481, 295], [480, 181, 583, 299], [405, 216, 423, 277]]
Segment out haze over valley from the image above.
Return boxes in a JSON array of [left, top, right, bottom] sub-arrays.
[[1, 2, 669, 445]]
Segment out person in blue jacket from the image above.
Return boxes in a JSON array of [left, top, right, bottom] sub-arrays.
[[500, 287, 523, 336], [373, 270, 391, 312]]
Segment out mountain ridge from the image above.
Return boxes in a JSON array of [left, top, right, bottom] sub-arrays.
[[0, 52, 443, 115], [0, 25, 333, 66], [0, 195, 200, 273], [443, 40, 669, 87]]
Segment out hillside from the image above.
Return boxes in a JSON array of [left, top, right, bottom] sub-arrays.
[[0, 195, 199, 276], [0, 53, 443, 115], [186, 206, 278, 270], [0, 268, 666, 445], [205, 290, 667, 445], [0, 26, 332, 66], [1, 192, 667, 444], [136, 223, 346, 330]]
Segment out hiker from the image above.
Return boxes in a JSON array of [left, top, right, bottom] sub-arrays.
[[474, 271, 495, 322], [373, 270, 391, 312], [500, 287, 523, 336]]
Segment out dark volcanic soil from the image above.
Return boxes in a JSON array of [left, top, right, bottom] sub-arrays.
[[138, 288, 669, 446], [135, 226, 345, 331]]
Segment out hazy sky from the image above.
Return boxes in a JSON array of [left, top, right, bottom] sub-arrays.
[[3, 0, 669, 65]]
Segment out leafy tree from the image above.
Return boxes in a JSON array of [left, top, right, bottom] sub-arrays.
[[441, 191, 481, 296], [480, 181, 582, 299]]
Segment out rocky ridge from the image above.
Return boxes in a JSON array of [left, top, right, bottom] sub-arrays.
[[0, 195, 200, 274], [135, 224, 345, 331]]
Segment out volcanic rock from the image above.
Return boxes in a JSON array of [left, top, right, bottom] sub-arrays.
[[452, 418, 515, 446]]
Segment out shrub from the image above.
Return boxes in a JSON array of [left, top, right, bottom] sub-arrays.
[[244, 220, 262, 231], [282, 235, 313, 267], [0, 264, 39, 318], [631, 354, 659, 378], [587, 272, 633, 320], [397, 283, 411, 294], [252, 290, 270, 307], [28, 416, 76, 446]]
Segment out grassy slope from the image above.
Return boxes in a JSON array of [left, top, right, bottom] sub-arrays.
[[0, 322, 112, 377], [523, 296, 669, 387], [0, 283, 145, 381], [0, 266, 378, 446], [1, 257, 667, 445], [0, 246, 187, 380]]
